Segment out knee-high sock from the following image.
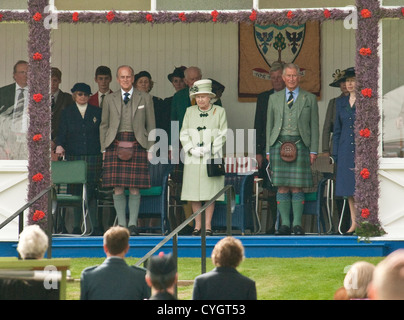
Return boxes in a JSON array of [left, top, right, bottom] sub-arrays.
[[128, 193, 141, 227], [291, 192, 305, 227], [113, 193, 127, 227], [276, 192, 291, 227]]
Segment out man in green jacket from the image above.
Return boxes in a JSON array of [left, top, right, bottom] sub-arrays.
[[266, 63, 319, 235]]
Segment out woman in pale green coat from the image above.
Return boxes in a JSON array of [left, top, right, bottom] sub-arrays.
[[180, 79, 227, 236]]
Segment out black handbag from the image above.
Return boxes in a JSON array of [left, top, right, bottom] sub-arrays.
[[207, 158, 226, 177]]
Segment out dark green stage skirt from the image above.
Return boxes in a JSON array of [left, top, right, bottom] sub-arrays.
[[269, 135, 313, 188]]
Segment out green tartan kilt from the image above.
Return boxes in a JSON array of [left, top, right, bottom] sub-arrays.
[[269, 135, 313, 188]]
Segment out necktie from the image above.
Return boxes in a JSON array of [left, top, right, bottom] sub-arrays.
[[13, 88, 25, 131], [100, 94, 105, 108], [287, 91, 294, 108], [15, 88, 25, 113], [124, 92, 130, 105], [51, 95, 55, 110]]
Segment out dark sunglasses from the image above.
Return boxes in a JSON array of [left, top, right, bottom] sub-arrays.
[[76, 92, 89, 97]]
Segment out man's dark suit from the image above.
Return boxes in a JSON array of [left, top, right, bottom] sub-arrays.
[[51, 90, 73, 141], [254, 89, 274, 156], [192, 267, 257, 300], [0, 83, 16, 114], [80, 257, 151, 300]]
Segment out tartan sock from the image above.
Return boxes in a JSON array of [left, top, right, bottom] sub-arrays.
[[276, 192, 291, 227], [128, 193, 141, 227], [291, 192, 305, 226], [113, 193, 127, 227]]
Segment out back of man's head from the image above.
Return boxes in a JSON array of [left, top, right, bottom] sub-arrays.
[[370, 249, 404, 300], [103, 226, 129, 256]]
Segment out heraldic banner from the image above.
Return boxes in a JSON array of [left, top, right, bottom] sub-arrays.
[[238, 21, 321, 101]]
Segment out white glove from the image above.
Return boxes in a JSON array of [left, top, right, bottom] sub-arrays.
[[190, 148, 204, 158], [201, 146, 211, 155]]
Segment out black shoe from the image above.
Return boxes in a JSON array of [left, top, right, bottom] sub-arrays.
[[343, 231, 355, 236], [206, 229, 213, 236], [128, 225, 139, 236], [293, 225, 305, 235], [275, 225, 291, 235], [179, 224, 194, 235], [90, 227, 103, 236], [192, 229, 201, 236], [72, 227, 81, 234]]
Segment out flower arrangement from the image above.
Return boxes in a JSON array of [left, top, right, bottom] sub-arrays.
[[0, 1, 401, 234]]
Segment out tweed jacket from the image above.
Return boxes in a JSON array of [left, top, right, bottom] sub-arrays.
[[56, 103, 102, 156], [266, 88, 319, 154], [99, 88, 156, 152], [80, 257, 150, 300]]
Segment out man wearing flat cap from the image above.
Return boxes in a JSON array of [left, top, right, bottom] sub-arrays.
[[146, 252, 178, 300]]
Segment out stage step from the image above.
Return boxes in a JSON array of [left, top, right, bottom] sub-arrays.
[[0, 235, 396, 258]]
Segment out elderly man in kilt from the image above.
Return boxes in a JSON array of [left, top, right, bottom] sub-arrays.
[[266, 63, 319, 235], [100, 66, 156, 236]]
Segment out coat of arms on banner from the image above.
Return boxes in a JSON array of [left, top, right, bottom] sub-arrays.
[[238, 22, 320, 101], [254, 24, 306, 80]]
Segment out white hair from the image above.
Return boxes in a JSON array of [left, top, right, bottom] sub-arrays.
[[17, 225, 48, 259]]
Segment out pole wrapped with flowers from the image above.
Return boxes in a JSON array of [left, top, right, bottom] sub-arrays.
[[354, 0, 385, 240], [27, 0, 51, 229]]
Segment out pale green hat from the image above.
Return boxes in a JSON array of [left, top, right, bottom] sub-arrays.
[[189, 79, 216, 98]]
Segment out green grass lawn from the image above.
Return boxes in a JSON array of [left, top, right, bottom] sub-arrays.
[[67, 256, 384, 300]]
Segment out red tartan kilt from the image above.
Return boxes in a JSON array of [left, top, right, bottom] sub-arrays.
[[102, 132, 150, 188]]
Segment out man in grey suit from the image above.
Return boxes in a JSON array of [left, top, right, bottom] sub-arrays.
[[80, 226, 150, 300], [266, 63, 319, 235], [100, 65, 156, 235], [0, 60, 29, 159]]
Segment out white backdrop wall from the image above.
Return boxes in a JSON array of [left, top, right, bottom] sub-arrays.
[[0, 20, 356, 154]]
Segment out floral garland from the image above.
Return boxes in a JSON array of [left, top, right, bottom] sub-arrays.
[[26, 0, 51, 229], [1, 1, 403, 236]]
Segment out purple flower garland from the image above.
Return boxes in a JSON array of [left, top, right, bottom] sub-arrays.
[[26, 0, 51, 229], [1, 0, 403, 236]]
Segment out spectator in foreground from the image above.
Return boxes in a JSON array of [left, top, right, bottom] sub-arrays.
[[17, 224, 48, 260], [343, 261, 375, 300], [146, 252, 178, 300], [368, 249, 404, 300], [192, 237, 257, 300], [80, 226, 150, 300]]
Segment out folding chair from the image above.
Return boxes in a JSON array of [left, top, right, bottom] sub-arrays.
[[51, 160, 89, 236]]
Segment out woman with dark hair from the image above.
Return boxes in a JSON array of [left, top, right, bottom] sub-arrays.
[[332, 67, 358, 235]]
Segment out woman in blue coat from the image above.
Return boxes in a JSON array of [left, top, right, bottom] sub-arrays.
[[332, 68, 357, 234], [56, 83, 103, 235]]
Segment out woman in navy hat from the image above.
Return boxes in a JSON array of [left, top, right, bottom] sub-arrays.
[[55, 82, 103, 235], [332, 67, 358, 235]]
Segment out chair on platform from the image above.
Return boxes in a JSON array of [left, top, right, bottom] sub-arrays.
[[211, 173, 256, 235], [51, 160, 89, 236], [99, 161, 173, 235], [137, 161, 173, 235]]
